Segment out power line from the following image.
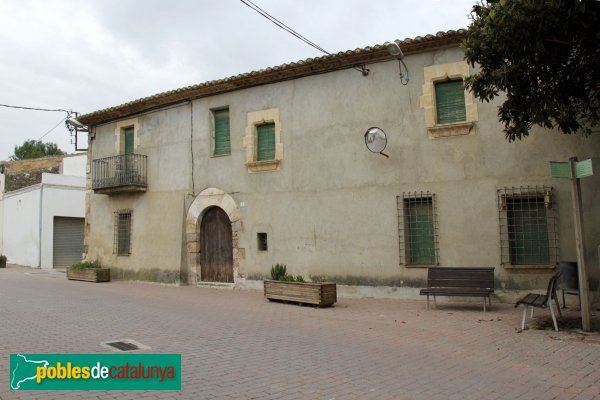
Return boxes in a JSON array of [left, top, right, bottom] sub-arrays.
[[239, 0, 369, 75], [240, 0, 331, 56], [0, 103, 70, 114], [39, 116, 68, 141]]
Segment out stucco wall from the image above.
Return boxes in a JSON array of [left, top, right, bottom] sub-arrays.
[[2, 174, 85, 268], [0, 172, 4, 254], [3, 186, 41, 267], [61, 154, 87, 177], [85, 46, 600, 293], [85, 105, 190, 281], [39, 173, 86, 269]]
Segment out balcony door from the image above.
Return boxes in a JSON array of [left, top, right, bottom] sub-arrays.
[[200, 207, 234, 283], [123, 127, 134, 179]]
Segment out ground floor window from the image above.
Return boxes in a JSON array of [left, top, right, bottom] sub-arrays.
[[397, 192, 438, 266], [498, 186, 558, 266], [114, 209, 132, 255]]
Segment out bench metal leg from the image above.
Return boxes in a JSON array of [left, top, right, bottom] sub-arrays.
[[530, 307, 534, 318], [433, 296, 437, 308], [483, 297, 486, 312], [549, 301, 559, 332], [521, 307, 528, 330], [553, 294, 563, 319], [426, 295, 430, 310]]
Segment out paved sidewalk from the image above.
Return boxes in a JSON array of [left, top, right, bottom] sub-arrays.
[[1, 265, 599, 400]]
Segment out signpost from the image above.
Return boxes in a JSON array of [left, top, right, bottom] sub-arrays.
[[550, 157, 593, 332]]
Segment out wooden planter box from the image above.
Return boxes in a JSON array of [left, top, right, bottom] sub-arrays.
[[264, 280, 337, 307], [67, 268, 111, 282]]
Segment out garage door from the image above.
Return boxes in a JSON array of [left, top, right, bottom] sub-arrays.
[[53, 217, 85, 267]]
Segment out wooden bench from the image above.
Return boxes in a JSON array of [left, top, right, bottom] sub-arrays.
[[420, 267, 495, 312]]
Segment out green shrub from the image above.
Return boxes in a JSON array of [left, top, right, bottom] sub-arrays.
[[0, 254, 6, 268], [270, 264, 287, 280], [69, 261, 100, 270], [270, 264, 306, 282]]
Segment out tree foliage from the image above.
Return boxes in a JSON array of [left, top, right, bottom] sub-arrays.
[[10, 140, 65, 160], [463, 0, 600, 141]]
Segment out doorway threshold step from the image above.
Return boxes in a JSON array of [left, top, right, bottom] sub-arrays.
[[196, 282, 235, 290]]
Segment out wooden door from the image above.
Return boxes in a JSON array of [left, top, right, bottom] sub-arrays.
[[200, 207, 233, 283]]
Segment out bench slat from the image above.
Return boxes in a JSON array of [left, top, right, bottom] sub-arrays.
[[421, 267, 495, 311]]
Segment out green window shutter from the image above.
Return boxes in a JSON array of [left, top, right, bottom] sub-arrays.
[[124, 127, 134, 155], [435, 80, 466, 124], [214, 109, 230, 155], [404, 198, 436, 265], [257, 123, 275, 161], [508, 199, 550, 265]]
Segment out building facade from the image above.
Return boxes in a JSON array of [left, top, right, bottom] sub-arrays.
[[0, 154, 86, 268], [79, 30, 600, 299]]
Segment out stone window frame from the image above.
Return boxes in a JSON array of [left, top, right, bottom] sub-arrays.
[[243, 108, 283, 173], [420, 61, 478, 139], [114, 117, 140, 154]]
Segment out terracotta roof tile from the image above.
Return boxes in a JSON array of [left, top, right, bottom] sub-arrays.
[[79, 29, 466, 126]]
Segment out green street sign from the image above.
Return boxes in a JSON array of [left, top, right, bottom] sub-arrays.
[[550, 161, 572, 179], [575, 159, 593, 178]]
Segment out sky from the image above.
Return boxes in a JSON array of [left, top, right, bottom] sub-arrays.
[[0, 0, 476, 160]]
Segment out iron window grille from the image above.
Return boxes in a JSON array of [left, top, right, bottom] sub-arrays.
[[498, 186, 558, 266], [114, 209, 132, 255], [397, 192, 439, 266]]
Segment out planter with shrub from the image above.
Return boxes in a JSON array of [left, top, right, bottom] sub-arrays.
[[66, 261, 110, 282], [0, 255, 6, 268], [263, 264, 336, 307]]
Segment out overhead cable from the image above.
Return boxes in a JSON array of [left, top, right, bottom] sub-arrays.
[[239, 0, 369, 75], [0, 103, 70, 114]]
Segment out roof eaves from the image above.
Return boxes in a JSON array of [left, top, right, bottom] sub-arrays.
[[79, 29, 466, 127]]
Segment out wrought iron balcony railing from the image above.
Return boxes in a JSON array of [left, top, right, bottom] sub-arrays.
[[92, 154, 147, 194]]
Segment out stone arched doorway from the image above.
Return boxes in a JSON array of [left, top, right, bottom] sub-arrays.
[[200, 207, 233, 283], [186, 188, 242, 284]]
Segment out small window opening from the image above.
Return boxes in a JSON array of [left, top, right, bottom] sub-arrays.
[[257, 233, 268, 251]]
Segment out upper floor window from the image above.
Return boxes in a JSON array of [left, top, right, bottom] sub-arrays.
[[212, 108, 230, 156], [123, 126, 134, 155], [257, 123, 276, 161], [243, 108, 283, 173], [435, 80, 466, 124], [114, 118, 139, 155], [420, 61, 478, 138]]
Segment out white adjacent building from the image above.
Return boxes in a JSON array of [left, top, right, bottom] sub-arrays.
[[0, 154, 86, 268]]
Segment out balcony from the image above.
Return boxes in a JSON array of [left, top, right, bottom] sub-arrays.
[[92, 154, 147, 195]]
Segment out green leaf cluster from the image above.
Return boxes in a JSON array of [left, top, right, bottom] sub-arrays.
[[270, 264, 305, 282], [69, 261, 100, 270], [463, 0, 600, 141], [10, 140, 64, 160]]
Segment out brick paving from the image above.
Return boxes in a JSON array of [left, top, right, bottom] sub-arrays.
[[1, 265, 599, 400]]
